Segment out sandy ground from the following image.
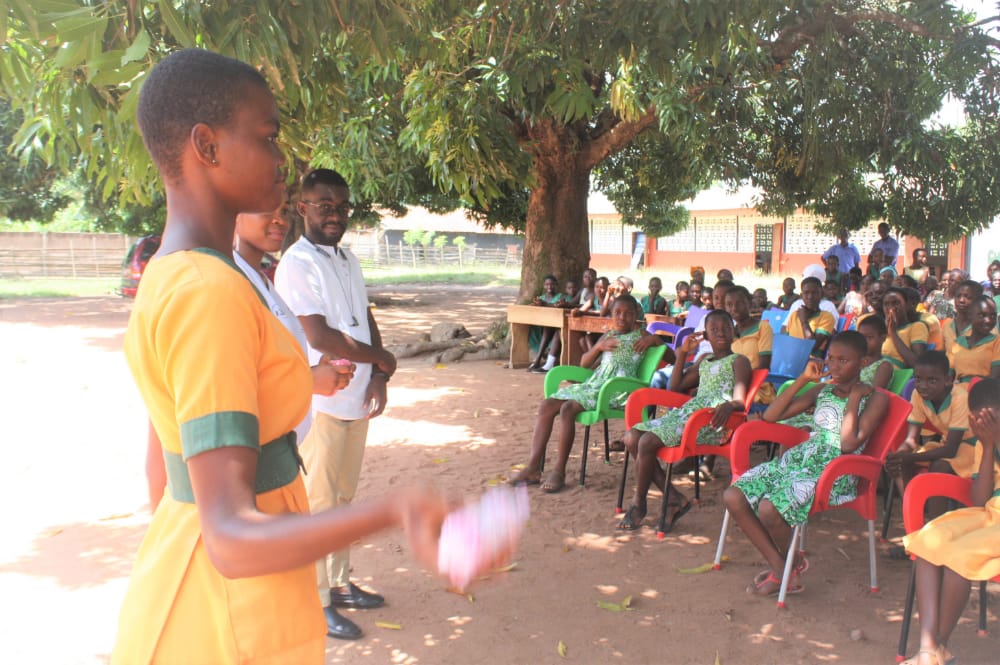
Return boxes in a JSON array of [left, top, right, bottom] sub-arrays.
[[0, 286, 997, 665]]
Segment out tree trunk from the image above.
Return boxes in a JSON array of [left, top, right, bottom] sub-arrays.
[[518, 131, 591, 303]]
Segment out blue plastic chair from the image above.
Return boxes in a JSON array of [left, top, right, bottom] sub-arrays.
[[684, 305, 708, 329], [767, 334, 815, 386], [761, 308, 790, 333], [646, 322, 693, 351]]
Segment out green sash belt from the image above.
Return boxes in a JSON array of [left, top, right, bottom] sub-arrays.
[[164, 432, 302, 503]]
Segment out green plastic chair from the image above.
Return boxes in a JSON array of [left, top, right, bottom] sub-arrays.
[[542, 343, 667, 486], [887, 367, 913, 396]]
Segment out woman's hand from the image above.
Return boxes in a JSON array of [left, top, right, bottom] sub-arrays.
[[710, 401, 737, 429], [396, 487, 454, 574], [849, 382, 874, 401], [598, 335, 621, 353], [312, 356, 356, 395], [884, 307, 897, 331], [633, 334, 664, 353], [800, 359, 827, 383]]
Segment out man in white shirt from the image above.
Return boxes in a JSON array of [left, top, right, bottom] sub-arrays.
[[275, 169, 397, 641]]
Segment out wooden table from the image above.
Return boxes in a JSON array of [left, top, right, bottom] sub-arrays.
[[506, 305, 569, 369], [565, 314, 616, 366]]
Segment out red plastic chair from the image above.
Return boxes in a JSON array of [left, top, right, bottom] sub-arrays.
[[895, 473, 998, 662], [713, 389, 912, 608], [618, 368, 769, 538]]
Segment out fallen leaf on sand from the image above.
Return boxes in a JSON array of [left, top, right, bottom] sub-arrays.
[[621, 595, 633, 609], [715, 651, 722, 665], [676, 562, 714, 574], [432, 458, 448, 464], [434, 363, 446, 369], [510, 463, 525, 471], [375, 621, 402, 630], [473, 410, 480, 418], [596, 600, 622, 612], [836, 547, 851, 560], [557, 640, 568, 658], [44, 528, 63, 537], [99, 512, 134, 521], [493, 561, 519, 573]]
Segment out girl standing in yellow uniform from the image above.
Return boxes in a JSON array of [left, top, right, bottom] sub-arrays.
[[113, 49, 454, 664]]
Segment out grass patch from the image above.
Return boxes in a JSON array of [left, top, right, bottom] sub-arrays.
[[362, 265, 520, 287], [0, 277, 120, 299]]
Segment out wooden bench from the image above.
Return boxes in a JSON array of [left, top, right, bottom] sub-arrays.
[[565, 314, 616, 366], [506, 305, 569, 369]]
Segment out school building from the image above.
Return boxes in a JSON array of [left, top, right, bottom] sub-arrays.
[[586, 189, 969, 279]]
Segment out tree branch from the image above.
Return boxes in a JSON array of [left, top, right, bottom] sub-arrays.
[[580, 106, 657, 169]]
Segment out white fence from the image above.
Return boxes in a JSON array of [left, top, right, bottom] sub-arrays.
[[0, 232, 133, 278]]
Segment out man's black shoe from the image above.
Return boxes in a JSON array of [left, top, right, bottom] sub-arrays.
[[329, 582, 386, 610], [324, 605, 362, 640]]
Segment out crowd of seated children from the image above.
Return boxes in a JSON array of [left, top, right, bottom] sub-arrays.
[[511, 295, 663, 493], [723, 331, 886, 596], [885, 351, 978, 539], [900, 378, 1000, 665], [617, 309, 751, 531]]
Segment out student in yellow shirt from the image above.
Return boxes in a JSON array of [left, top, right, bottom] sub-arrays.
[[783, 276, 835, 357], [885, 351, 978, 520], [883, 286, 929, 369], [947, 295, 1000, 385]]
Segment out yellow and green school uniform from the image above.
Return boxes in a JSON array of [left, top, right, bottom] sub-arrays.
[[907, 388, 978, 477], [732, 319, 776, 403], [786, 309, 835, 343], [882, 319, 929, 368], [919, 311, 944, 350], [941, 318, 970, 357], [948, 332, 1000, 385], [112, 249, 325, 664]]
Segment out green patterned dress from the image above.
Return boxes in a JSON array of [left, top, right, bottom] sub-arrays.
[[551, 329, 643, 410], [633, 352, 743, 447], [733, 384, 870, 526], [859, 357, 890, 385]]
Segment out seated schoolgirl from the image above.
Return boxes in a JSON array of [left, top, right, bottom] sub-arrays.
[[899, 378, 1000, 665], [617, 310, 751, 531], [882, 286, 929, 369], [722, 331, 887, 596], [641, 277, 668, 317], [511, 295, 661, 493], [529, 274, 566, 373], [669, 281, 692, 323], [946, 295, 1000, 385]]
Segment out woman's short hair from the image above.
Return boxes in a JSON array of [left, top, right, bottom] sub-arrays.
[[138, 49, 268, 181]]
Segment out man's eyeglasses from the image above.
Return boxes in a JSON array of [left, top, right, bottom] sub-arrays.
[[302, 201, 352, 218]]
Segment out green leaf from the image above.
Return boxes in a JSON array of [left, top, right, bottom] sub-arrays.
[[158, 0, 196, 48], [122, 29, 151, 65], [52, 14, 108, 44]]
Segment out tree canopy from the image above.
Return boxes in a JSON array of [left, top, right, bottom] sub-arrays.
[[2, 1, 999, 298]]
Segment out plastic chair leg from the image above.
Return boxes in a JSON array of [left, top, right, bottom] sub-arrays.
[[579, 425, 591, 486], [798, 523, 808, 555], [980, 580, 989, 635], [694, 455, 701, 503], [896, 564, 917, 661], [867, 519, 879, 592], [713, 509, 730, 570], [616, 451, 629, 513], [656, 463, 675, 538], [777, 524, 801, 608], [882, 480, 896, 541], [603, 420, 610, 463]]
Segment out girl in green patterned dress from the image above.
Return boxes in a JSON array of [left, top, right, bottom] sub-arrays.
[[723, 331, 887, 597], [511, 295, 663, 493], [617, 309, 752, 530]]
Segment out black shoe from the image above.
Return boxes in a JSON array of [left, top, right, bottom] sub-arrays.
[[528, 365, 548, 374], [324, 605, 362, 640], [329, 582, 385, 610]]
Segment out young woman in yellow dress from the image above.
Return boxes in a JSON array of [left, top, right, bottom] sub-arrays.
[[112, 49, 459, 664], [901, 378, 1000, 665]]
